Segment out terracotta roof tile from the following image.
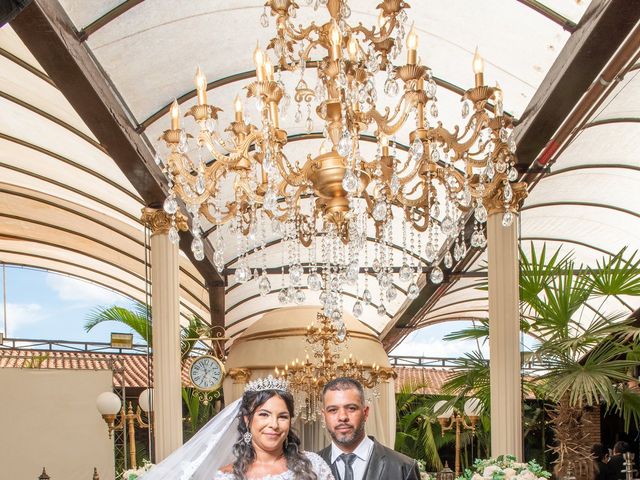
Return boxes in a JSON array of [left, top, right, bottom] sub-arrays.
[[0, 349, 192, 388], [1, 349, 461, 394]]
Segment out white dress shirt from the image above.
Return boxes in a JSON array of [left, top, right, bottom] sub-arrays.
[[330, 435, 374, 480]]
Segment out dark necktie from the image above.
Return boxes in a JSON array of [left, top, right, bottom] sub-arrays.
[[339, 453, 357, 480]]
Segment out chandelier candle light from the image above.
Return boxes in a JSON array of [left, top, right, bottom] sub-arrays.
[[275, 313, 395, 421], [159, 0, 527, 333]]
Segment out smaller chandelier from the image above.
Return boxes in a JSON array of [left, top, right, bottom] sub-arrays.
[[275, 313, 396, 422]]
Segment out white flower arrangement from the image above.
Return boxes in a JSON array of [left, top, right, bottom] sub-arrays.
[[457, 455, 550, 480], [122, 459, 154, 480]]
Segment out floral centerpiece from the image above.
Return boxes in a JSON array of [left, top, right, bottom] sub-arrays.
[[122, 460, 154, 480], [457, 455, 551, 480]]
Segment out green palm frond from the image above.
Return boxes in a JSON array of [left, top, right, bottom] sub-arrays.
[[608, 387, 640, 432], [537, 340, 638, 407], [180, 315, 207, 361], [84, 301, 151, 343], [589, 248, 640, 297], [443, 322, 489, 342], [519, 243, 573, 307]]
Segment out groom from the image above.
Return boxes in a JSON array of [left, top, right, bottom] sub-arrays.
[[318, 377, 420, 480]]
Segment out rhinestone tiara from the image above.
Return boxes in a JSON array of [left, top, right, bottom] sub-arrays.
[[245, 375, 289, 393]]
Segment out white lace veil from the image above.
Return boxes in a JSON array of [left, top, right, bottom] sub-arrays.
[[140, 398, 241, 480]]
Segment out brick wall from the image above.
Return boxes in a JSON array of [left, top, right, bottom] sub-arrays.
[[582, 404, 602, 445]]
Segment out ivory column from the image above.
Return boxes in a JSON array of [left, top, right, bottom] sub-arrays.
[[486, 185, 527, 460], [141, 207, 187, 461]]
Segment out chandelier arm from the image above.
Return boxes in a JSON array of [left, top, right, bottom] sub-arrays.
[[200, 202, 236, 227], [351, 16, 399, 45], [430, 121, 486, 159], [270, 151, 308, 186], [367, 94, 415, 136], [281, 19, 321, 43]]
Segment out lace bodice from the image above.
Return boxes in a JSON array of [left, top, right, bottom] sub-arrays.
[[214, 451, 334, 480]]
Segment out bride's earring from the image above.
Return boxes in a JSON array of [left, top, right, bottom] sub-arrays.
[[243, 431, 253, 445]]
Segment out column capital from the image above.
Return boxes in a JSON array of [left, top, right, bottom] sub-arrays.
[[140, 207, 188, 235], [484, 181, 528, 215]]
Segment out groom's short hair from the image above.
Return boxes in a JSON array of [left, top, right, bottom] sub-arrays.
[[322, 377, 365, 404]]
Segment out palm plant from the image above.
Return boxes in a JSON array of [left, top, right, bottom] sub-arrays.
[[84, 300, 207, 360], [442, 244, 640, 478], [395, 383, 447, 471]]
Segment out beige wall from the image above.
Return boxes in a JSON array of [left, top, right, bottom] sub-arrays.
[[0, 368, 116, 480]]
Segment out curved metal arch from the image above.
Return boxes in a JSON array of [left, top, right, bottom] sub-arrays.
[[580, 117, 640, 130], [0, 47, 55, 86], [222, 234, 428, 273], [0, 248, 145, 296], [0, 212, 144, 264], [78, 0, 144, 41], [436, 280, 486, 298], [423, 296, 488, 316], [140, 68, 478, 131], [0, 90, 105, 152], [0, 223, 209, 307], [0, 187, 143, 246], [225, 263, 407, 295], [225, 286, 390, 318], [0, 132, 143, 203], [417, 308, 490, 324], [518, 236, 616, 257], [226, 307, 384, 340], [0, 155, 140, 225], [543, 163, 640, 179], [413, 315, 489, 329], [521, 201, 640, 220]]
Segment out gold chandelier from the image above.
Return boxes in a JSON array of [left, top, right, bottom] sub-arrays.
[[275, 313, 396, 422], [158, 0, 527, 327]]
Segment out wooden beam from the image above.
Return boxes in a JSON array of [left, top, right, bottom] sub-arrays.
[[10, 0, 224, 319], [514, 0, 640, 170], [11, 0, 166, 203]]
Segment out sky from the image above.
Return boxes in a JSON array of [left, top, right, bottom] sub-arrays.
[[0, 265, 537, 357], [1, 265, 139, 344]]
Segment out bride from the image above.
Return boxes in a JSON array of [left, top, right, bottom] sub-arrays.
[[140, 376, 334, 480]]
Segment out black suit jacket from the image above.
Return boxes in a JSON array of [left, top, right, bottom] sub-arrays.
[[605, 454, 626, 480], [318, 437, 421, 480]]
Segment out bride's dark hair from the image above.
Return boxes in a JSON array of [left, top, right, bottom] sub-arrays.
[[232, 389, 317, 480]]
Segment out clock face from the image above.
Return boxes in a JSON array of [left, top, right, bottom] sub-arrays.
[[189, 355, 225, 392]]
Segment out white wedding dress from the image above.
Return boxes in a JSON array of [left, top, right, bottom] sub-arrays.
[[213, 451, 335, 480], [139, 399, 335, 480]]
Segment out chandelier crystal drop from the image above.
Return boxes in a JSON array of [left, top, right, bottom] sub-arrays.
[[159, 0, 527, 327]]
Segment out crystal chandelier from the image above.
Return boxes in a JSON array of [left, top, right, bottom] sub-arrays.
[[158, 0, 527, 330], [274, 313, 396, 422]]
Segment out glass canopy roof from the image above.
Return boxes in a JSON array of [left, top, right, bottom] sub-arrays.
[[1, 0, 638, 349]]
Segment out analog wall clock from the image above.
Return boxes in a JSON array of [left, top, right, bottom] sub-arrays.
[[189, 355, 225, 392]]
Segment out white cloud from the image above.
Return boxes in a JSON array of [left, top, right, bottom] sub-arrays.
[[4, 302, 48, 335], [45, 273, 124, 305]]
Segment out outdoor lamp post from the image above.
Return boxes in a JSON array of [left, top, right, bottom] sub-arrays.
[[96, 390, 152, 469], [434, 398, 481, 476]]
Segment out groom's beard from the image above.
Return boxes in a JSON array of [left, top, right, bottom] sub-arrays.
[[328, 421, 366, 447]]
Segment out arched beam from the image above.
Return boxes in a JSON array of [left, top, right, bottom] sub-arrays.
[[139, 68, 475, 131], [521, 201, 640, 220], [519, 236, 616, 257], [1, 261, 203, 321], [0, 91, 105, 152]]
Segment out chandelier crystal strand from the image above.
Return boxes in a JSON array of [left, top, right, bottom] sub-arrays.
[[159, 0, 527, 327]]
